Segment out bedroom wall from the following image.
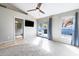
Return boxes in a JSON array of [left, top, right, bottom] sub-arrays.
[[52, 9, 79, 44], [0, 6, 36, 43]]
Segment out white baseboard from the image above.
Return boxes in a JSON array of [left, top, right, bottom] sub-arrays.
[[0, 40, 15, 45]]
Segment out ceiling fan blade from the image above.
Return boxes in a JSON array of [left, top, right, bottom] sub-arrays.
[[37, 3, 42, 8], [39, 9, 45, 14], [27, 9, 37, 12]]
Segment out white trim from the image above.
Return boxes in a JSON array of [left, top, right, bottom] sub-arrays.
[[0, 40, 15, 45]]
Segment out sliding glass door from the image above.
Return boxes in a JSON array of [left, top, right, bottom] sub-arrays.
[[37, 19, 48, 38]]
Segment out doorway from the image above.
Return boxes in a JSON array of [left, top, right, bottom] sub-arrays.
[[37, 19, 49, 39], [15, 18, 24, 40]]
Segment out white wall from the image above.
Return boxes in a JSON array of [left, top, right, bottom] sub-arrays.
[[24, 20, 37, 42], [52, 9, 78, 44], [0, 6, 36, 43]]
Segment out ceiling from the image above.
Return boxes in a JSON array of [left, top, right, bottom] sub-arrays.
[[1, 3, 79, 19]]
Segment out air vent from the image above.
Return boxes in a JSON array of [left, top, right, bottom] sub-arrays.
[[0, 4, 7, 8]]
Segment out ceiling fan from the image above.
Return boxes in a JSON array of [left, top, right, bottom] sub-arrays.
[[27, 3, 45, 14]]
